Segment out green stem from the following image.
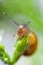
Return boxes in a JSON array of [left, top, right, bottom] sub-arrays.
[[11, 35, 29, 65]]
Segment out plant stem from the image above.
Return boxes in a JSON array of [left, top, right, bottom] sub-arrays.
[[11, 35, 29, 65]]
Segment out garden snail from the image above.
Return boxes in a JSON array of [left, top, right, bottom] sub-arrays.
[[3, 12, 37, 56]]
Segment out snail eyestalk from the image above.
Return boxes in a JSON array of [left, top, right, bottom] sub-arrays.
[[24, 21, 31, 27], [3, 12, 19, 27]]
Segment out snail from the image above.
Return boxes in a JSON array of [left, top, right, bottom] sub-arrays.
[[3, 12, 37, 56]]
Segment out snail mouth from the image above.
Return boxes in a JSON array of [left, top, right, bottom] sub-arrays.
[[18, 32, 28, 38]]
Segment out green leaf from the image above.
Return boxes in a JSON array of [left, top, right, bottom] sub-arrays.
[[0, 45, 5, 52], [0, 45, 11, 64]]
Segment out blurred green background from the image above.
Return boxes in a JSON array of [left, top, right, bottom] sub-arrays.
[[0, 0, 43, 65]]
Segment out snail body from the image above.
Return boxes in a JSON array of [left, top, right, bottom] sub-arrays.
[[17, 25, 37, 56]]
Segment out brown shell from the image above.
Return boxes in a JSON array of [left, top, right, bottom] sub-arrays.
[[23, 31, 37, 56]]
